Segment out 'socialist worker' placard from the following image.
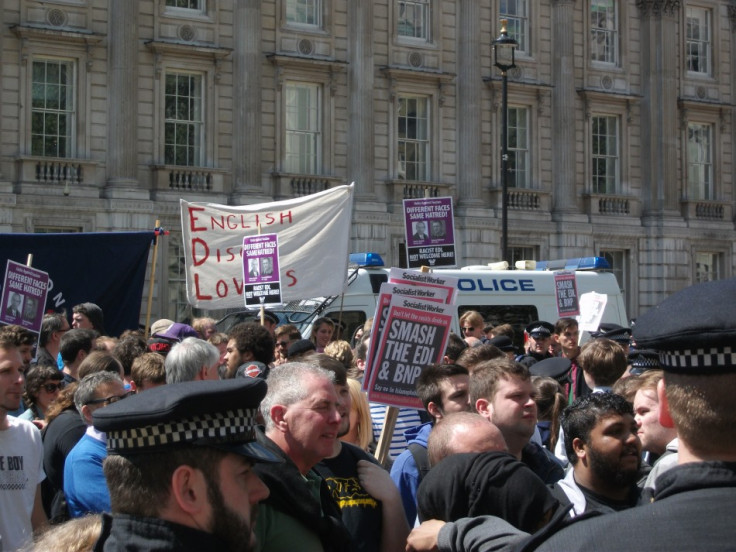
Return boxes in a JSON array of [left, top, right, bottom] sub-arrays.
[[0, 260, 50, 333], [366, 294, 453, 409], [242, 233, 282, 307], [554, 270, 580, 318], [403, 197, 457, 268], [364, 281, 451, 392]]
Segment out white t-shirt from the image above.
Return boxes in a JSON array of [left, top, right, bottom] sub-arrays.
[[0, 416, 45, 551]]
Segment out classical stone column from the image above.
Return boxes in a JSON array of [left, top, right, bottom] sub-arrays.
[[347, 0, 375, 198], [550, 0, 577, 214], [457, 0, 482, 206], [232, 0, 263, 195], [637, 0, 681, 215], [106, 0, 139, 189]]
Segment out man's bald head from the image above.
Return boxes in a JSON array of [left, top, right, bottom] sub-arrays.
[[428, 411, 507, 467]]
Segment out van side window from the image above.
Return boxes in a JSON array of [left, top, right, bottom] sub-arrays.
[[458, 305, 539, 351]]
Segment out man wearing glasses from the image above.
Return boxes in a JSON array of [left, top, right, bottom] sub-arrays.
[[63, 372, 130, 518]]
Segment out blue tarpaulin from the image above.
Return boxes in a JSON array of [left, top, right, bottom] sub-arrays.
[[0, 232, 154, 337]]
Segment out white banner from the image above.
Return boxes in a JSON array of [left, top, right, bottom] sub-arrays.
[[180, 184, 354, 309]]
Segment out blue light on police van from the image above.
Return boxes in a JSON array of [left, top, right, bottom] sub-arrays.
[[535, 257, 610, 271], [349, 252, 385, 267]]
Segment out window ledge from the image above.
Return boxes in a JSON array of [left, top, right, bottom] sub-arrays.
[[387, 179, 452, 202], [15, 156, 99, 186], [151, 165, 227, 193], [272, 172, 345, 198], [680, 199, 731, 221], [584, 193, 641, 217], [489, 188, 551, 212]]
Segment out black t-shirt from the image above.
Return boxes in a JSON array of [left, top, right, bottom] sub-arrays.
[[315, 443, 384, 552], [41, 408, 86, 518]]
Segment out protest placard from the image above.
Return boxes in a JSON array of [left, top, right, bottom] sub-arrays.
[[403, 197, 456, 268], [554, 271, 580, 317], [388, 267, 459, 304], [365, 294, 453, 409], [180, 183, 353, 308], [577, 291, 608, 332], [242, 233, 282, 307], [0, 261, 50, 332], [363, 281, 451, 391]]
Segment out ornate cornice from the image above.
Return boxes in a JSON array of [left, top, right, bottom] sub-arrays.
[[636, 0, 681, 17]]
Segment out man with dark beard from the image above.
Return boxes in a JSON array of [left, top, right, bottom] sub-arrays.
[[91, 378, 279, 552], [552, 393, 642, 516]]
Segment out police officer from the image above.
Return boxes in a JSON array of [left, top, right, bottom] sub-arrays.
[[92, 378, 279, 551]]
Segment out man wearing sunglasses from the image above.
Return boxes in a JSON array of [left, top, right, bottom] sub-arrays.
[[63, 372, 129, 518]]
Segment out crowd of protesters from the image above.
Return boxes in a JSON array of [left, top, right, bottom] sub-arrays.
[[1, 276, 735, 551]]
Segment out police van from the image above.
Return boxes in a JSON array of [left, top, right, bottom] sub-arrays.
[[237, 253, 629, 349]]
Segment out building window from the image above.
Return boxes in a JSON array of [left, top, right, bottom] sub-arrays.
[[165, 0, 205, 9], [591, 0, 618, 64], [509, 246, 536, 265], [507, 106, 530, 189], [686, 7, 711, 75], [591, 115, 619, 194], [31, 59, 75, 158], [599, 249, 628, 305], [164, 72, 203, 166], [397, 95, 430, 181], [695, 251, 720, 283], [687, 123, 713, 200], [286, 0, 322, 27], [285, 82, 322, 174], [500, 0, 529, 54], [398, 0, 430, 41]]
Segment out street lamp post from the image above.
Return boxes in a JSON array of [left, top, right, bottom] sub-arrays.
[[493, 19, 518, 264]]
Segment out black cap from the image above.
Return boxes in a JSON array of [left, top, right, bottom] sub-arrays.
[[591, 323, 632, 344], [262, 310, 279, 325], [529, 357, 572, 384], [93, 378, 279, 463], [526, 321, 554, 339], [633, 278, 736, 373], [489, 336, 515, 352], [627, 349, 661, 376], [287, 338, 316, 358]]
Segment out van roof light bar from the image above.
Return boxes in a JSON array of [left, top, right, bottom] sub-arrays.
[[349, 252, 385, 267], [534, 256, 610, 271]]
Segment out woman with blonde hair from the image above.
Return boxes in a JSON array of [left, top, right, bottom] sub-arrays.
[[340, 378, 374, 451]]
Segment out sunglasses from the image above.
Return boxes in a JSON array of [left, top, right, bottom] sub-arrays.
[[42, 382, 65, 393], [86, 391, 133, 406], [462, 327, 475, 333], [276, 341, 289, 348]]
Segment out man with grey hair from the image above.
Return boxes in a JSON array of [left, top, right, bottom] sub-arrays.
[[253, 362, 351, 551], [164, 337, 220, 384], [64, 372, 128, 518]]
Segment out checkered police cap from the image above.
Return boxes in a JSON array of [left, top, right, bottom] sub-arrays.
[[93, 378, 279, 462], [633, 277, 736, 374]]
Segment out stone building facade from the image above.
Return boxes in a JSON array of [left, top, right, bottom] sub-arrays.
[[0, 0, 734, 325]]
